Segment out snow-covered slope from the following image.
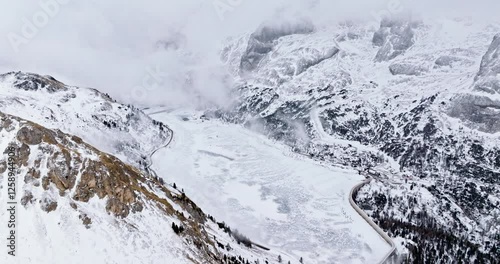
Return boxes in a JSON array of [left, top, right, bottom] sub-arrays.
[[1, 14, 498, 263], [449, 32, 500, 133], [0, 111, 281, 264], [213, 17, 500, 262], [0, 74, 289, 264], [0, 72, 170, 170]]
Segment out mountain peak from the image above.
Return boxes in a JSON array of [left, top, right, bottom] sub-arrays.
[[0, 71, 67, 93]]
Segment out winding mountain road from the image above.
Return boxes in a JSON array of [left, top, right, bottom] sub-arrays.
[[312, 108, 398, 263], [144, 108, 175, 179], [349, 179, 397, 264]]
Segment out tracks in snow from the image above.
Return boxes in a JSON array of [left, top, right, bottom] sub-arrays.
[[145, 107, 397, 263]]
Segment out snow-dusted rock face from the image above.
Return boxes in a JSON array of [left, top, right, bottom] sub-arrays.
[[448, 34, 500, 133], [0, 111, 282, 264], [373, 19, 416, 62], [215, 17, 500, 263], [1, 112, 148, 218], [0, 72, 170, 169], [476, 34, 500, 80], [9, 72, 67, 92], [448, 94, 500, 132], [240, 19, 315, 73], [474, 34, 500, 94], [0, 111, 209, 262], [389, 62, 428, 76], [434, 55, 474, 68]]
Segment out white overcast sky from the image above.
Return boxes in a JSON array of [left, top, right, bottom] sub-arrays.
[[0, 0, 499, 107]]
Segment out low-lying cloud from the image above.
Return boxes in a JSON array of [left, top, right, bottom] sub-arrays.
[[0, 0, 499, 108]]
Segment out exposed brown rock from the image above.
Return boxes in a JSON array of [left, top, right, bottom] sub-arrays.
[[0, 116, 14, 132], [106, 198, 130, 218], [0, 111, 226, 263], [18, 143, 30, 166], [21, 191, 35, 206], [71, 135, 83, 145], [40, 198, 58, 212], [46, 148, 77, 195], [79, 214, 92, 229], [17, 126, 44, 145], [0, 160, 6, 174], [72, 154, 141, 218], [24, 168, 41, 183], [42, 177, 50, 190]]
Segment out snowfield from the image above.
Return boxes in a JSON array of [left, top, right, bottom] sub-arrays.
[[147, 108, 391, 264], [0, 196, 192, 264]]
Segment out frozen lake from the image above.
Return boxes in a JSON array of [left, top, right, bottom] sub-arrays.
[[148, 108, 390, 264]]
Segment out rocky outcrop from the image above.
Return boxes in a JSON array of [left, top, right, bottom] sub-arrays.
[[447, 34, 500, 133], [434, 55, 473, 68], [474, 33, 500, 94], [373, 18, 416, 62], [476, 34, 500, 79], [0, 72, 67, 92], [3, 112, 143, 218], [448, 94, 500, 133], [240, 19, 315, 72], [389, 62, 428, 76]]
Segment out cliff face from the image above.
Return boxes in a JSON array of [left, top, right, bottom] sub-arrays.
[[373, 18, 416, 62], [448, 34, 500, 133], [476, 33, 500, 82], [239, 18, 316, 73]]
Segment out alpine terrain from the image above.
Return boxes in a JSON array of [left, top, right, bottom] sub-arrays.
[[209, 16, 500, 263], [0, 73, 290, 264], [0, 5, 499, 264]]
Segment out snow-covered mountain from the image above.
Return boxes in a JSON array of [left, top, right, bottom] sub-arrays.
[[0, 76, 286, 264], [450, 32, 500, 133], [1, 13, 499, 264], [0, 72, 169, 171], [212, 17, 500, 262]]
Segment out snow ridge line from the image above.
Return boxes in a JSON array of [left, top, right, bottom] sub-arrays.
[[349, 179, 397, 264]]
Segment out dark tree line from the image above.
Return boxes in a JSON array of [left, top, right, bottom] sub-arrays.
[[171, 222, 184, 235], [356, 191, 499, 263]]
